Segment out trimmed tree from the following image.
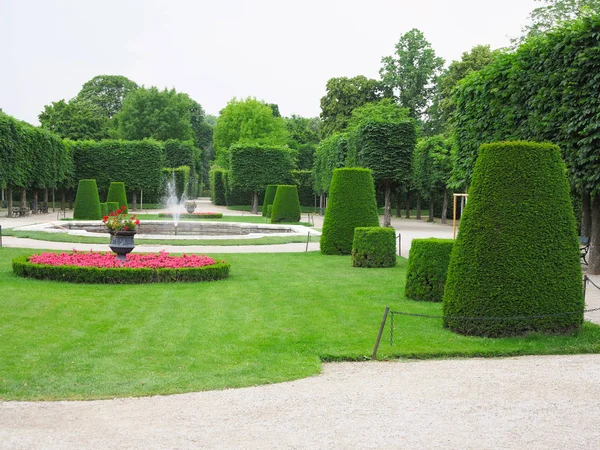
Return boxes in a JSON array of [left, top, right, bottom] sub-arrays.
[[351, 227, 396, 268], [405, 238, 454, 301], [270, 185, 301, 223], [321, 168, 380, 255], [443, 141, 584, 337], [262, 185, 278, 217], [106, 182, 128, 213], [73, 179, 101, 220]]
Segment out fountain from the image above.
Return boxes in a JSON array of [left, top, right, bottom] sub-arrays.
[[163, 171, 185, 235]]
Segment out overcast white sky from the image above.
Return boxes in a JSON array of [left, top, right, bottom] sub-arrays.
[[0, 0, 537, 125]]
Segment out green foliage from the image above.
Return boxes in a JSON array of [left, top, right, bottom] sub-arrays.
[[113, 87, 194, 141], [380, 28, 444, 121], [163, 167, 190, 201], [75, 75, 139, 119], [284, 115, 321, 147], [321, 168, 380, 255], [209, 167, 227, 205], [100, 203, 108, 217], [270, 185, 301, 223], [73, 179, 101, 220], [164, 140, 202, 198], [262, 185, 278, 216], [346, 98, 410, 130], [106, 202, 119, 214], [12, 255, 230, 284], [39, 99, 109, 140], [351, 227, 396, 268], [213, 97, 288, 167], [443, 142, 584, 337], [413, 135, 453, 199], [70, 139, 165, 201], [451, 15, 600, 193], [0, 112, 71, 190], [319, 76, 387, 137], [106, 182, 128, 213], [291, 170, 314, 206], [266, 204, 273, 218], [313, 133, 349, 195], [405, 238, 454, 301], [229, 144, 294, 192]]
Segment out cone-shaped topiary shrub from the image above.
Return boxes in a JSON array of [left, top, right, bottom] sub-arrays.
[[271, 185, 301, 223], [443, 141, 584, 337], [321, 168, 379, 255], [106, 202, 119, 214], [262, 185, 278, 217], [73, 179, 101, 220], [352, 227, 396, 268], [266, 204, 273, 219], [100, 202, 108, 217], [107, 182, 128, 213], [405, 238, 454, 302]]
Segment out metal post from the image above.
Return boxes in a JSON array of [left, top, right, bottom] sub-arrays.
[[372, 307, 390, 360], [584, 274, 588, 297], [397, 233, 401, 256], [0, 225, 2, 248], [305, 231, 310, 252]]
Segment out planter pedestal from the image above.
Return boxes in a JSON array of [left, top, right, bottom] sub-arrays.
[[109, 231, 136, 260]]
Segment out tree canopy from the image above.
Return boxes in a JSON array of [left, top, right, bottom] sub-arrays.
[[75, 75, 138, 119], [39, 99, 109, 141]]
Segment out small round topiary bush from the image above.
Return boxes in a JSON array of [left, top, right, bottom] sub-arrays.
[[107, 182, 128, 213], [351, 227, 396, 268], [262, 185, 278, 217], [100, 202, 108, 217], [106, 202, 119, 214], [443, 141, 584, 337], [73, 179, 102, 220], [271, 185, 301, 223], [405, 238, 454, 302], [321, 168, 379, 255]]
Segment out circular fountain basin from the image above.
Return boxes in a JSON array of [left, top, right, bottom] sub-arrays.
[[16, 220, 320, 240]]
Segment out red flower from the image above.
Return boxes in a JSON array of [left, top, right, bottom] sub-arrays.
[[135, 220, 140, 225], [103, 216, 109, 222], [121, 205, 127, 210]]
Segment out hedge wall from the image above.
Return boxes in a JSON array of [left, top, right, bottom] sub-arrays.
[[271, 185, 301, 223], [321, 168, 380, 255], [442, 141, 584, 337], [291, 170, 314, 207], [405, 238, 454, 302], [71, 139, 165, 201], [351, 227, 396, 268], [73, 179, 101, 220], [209, 167, 227, 206]]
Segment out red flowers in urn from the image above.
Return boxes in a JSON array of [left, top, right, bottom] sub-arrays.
[[103, 206, 141, 233]]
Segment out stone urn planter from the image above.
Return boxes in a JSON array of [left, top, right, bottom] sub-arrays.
[[109, 231, 136, 260], [185, 201, 197, 214]]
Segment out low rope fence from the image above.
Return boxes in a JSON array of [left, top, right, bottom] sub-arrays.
[[371, 274, 600, 359]]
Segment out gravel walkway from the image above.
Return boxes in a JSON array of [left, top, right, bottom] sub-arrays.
[[2, 203, 600, 449]]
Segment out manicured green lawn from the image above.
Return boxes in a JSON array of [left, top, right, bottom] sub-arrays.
[[1, 247, 599, 401]]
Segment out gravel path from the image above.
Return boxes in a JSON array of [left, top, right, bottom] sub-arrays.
[[2, 355, 600, 449]]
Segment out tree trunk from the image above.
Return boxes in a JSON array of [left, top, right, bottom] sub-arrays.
[[582, 191, 592, 237], [441, 187, 449, 225], [20, 188, 26, 209], [251, 191, 258, 214], [52, 188, 56, 212], [383, 184, 392, 227], [428, 197, 434, 222], [320, 194, 324, 215], [69, 192, 73, 210], [416, 192, 421, 220], [132, 192, 137, 211], [33, 190, 38, 214], [588, 194, 600, 274], [61, 189, 66, 211], [7, 186, 13, 218], [43, 188, 49, 213], [405, 191, 411, 219], [396, 191, 402, 217]]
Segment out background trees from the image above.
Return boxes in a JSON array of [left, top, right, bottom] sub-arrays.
[[75, 75, 138, 119]]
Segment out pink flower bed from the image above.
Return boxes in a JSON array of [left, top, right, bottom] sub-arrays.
[[28, 250, 219, 269]]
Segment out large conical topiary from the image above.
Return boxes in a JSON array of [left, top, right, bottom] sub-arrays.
[[107, 182, 128, 213], [262, 185, 278, 217], [270, 185, 301, 223], [73, 179, 102, 220], [321, 168, 379, 255], [443, 141, 584, 337]]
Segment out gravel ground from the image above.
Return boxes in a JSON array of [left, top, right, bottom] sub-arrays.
[[2, 355, 600, 449]]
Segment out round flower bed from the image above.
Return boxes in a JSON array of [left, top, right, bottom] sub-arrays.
[[158, 212, 223, 219], [12, 250, 230, 284]]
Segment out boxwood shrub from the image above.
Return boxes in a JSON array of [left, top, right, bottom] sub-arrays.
[[107, 182, 128, 213], [405, 238, 454, 302], [12, 255, 230, 284], [266, 204, 273, 219], [100, 202, 108, 217], [443, 141, 584, 337], [271, 185, 301, 223], [351, 227, 396, 268], [262, 185, 278, 216], [107, 202, 119, 214], [73, 179, 101, 220], [321, 168, 379, 255]]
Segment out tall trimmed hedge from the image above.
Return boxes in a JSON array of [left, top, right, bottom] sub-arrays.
[[163, 166, 190, 201], [73, 179, 101, 220], [270, 185, 301, 223], [262, 185, 278, 216], [71, 139, 165, 201], [352, 227, 396, 268], [209, 167, 227, 206], [291, 170, 314, 206], [106, 182, 128, 213], [405, 238, 454, 302], [443, 142, 584, 337], [321, 168, 380, 255]]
